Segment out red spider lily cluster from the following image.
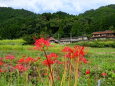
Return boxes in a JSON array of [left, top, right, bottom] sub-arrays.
[[42, 54, 63, 66], [42, 59, 55, 66], [14, 64, 28, 72], [18, 57, 39, 64], [34, 38, 62, 67], [42, 53, 60, 66], [5, 55, 15, 60], [34, 38, 51, 50], [62, 46, 88, 63], [0, 61, 4, 66], [0, 55, 39, 72]]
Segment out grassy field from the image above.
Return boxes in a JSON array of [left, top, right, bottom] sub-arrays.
[[0, 39, 115, 86]]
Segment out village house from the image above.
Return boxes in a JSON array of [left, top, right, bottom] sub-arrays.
[[47, 37, 59, 43], [92, 30, 115, 40], [59, 36, 88, 44]]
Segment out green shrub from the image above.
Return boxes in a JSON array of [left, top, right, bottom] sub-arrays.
[[23, 34, 40, 44], [70, 39, 115, 48]]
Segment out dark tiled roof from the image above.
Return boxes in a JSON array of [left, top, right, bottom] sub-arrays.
[[92, 30, 115, 34]]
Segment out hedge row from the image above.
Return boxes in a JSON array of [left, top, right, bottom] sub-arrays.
[[71, 40, 115, 48]]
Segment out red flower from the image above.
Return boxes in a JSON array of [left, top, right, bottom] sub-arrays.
[[0, 57, 3, 61], [101, 73, 107, 76], [80, 57, 88, 64], [62, 46, 73, 53], [18, 57, 39, 64], [25, 57, 36, 63], [54, 60, 63, 64], [34, 38, 50, 50], [42, 59, 54, 66], [5, 55, 15, 60], [74, 46, 85, 57], [14, 64, 28, 72], [42, 73, 48, 76], [86, 70, 90, 75], [0, 69, 3, 72], [62, 46, 87, 62], [0, 61, 4, 66], [42, 53, 59, 66], [47, 53, 58, 60], [18, 58, 25, 63]]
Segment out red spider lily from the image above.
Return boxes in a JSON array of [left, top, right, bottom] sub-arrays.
[[14, 64, 28, 72], [79, 57, 88, 64], [34, 38, 50, 50], [47, 53, 58, 60], [42, 73, 48, 76], [62, 46, 73, 53], [86, 69, 90, 75], [0, 69, 4, 72], [54, 60, 63, 64], [25, 57, 36, 63], [42, 53, 59, 66], [0, 57, 3, 61], [101, 73, 107, 76], [37, 57, 41, 60], [18, 57, 39, 64], [18, 58, 25, 63], [5, 55, 15, 60], [42, 59, 55, 66], [0, 61, 4, 66], [62, 46, 86, 60], [74, 46, 85, 57], [64, 53, 77, 59]]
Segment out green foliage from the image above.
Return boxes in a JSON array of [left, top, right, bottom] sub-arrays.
[[23, 34, 40, 44], [70, 39, 115, 48], [0, 5, 115, 40]]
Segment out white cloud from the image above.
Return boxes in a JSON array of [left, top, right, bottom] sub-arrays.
[[0, 0, 115, 14]]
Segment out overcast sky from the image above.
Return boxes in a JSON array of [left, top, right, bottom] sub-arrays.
[[0, 0, 115, 15]]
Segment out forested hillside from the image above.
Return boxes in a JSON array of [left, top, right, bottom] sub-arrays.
[[0, 4, 115, 39]]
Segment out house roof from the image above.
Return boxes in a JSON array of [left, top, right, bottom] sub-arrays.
[[47, 37, 58, 42], [92, 30, 115, 34], [47, 37, 55, 41]]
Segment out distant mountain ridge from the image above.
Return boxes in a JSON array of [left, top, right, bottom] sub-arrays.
[[0, 7, 36, 23], [0, 4, 115, 39]]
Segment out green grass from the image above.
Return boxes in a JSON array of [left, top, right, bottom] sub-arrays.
[[0, 39, 25, 45], [0, 39, 115, 86]]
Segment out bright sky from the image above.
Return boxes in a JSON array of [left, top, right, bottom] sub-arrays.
[[0, 0, 115, 15]]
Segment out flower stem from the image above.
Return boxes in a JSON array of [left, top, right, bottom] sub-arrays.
[[43, 49, 55, 86], [88, 76, 90, 86], [25, 71, 28, 86], [17, 70, 20, 86], [68, 58, 72, 86], [60, 57, 67, 86], [74, 57, 79, 86]]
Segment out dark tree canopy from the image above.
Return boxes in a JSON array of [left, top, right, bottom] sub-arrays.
[[0, 4, 115, 40]]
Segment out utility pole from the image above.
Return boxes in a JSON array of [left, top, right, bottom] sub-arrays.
[[70, 33, 72, 43], [58, 33, 60, 40]]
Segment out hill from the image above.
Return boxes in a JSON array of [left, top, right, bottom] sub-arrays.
[[0, 7, 36, 23], [0, 4, 115, 40]]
